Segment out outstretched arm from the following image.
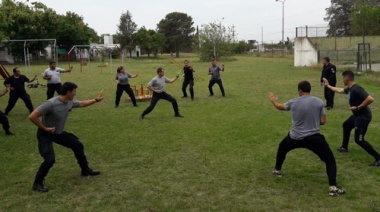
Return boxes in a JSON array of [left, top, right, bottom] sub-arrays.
[[268, 92, 286, 111], [79, 89, 104, 107], [322, 78, 345, 94], [168, 72, 180, 83], [28, 75, 37, 83], [62, 66, 73, 73]]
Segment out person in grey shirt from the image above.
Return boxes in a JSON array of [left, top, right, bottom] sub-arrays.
[[268, 80, 345, 196], [208, 59, 225, 97], [140, 67, 182, 120], [114, 66, 138, 108], [42, 61, 72, 100], [28, 82, 104, 192]]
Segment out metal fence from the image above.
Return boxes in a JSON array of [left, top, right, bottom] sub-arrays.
[[296, 26, 380, 71]]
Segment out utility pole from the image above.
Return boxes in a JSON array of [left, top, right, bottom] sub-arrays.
[[232, 24, 235, 43], [276, 0, 286, 45]]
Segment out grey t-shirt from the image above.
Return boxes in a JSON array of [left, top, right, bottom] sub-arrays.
[[38, 96, 81, 134], [116, 72, 132, 85], [148, 76, 170, 93], [209, 66, 222, 80], [43, 68, 64, 84], [285, 95, 325, 140]]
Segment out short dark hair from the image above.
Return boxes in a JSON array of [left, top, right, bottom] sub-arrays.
[[117, 66, 123, 73], [298, 81, 311, 93], [157, 67, 163, 74], [184, 60, 189, 62], [61, 82, 78, 95], [342, 70, 355, 80], [49, 61, 56, 65], [12, 67, 19, 73], [323, 57, 330, 62]]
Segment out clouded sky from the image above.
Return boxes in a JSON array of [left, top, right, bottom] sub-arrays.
[[32, 0, 331, 43]]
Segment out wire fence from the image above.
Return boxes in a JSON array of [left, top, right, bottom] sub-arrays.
[[296, 26, 380, 71]]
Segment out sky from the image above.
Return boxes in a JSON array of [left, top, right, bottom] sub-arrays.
[[30, 0, 332, 43]]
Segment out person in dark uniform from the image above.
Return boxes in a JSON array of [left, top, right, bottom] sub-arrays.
[[0, 88, 14, 135], [114, 66, 138, 108], [28, 82, 104, 192], [181, 60, 195, 100], [268, 81, 345, 196], [323, 70, 380, 166], [320, 57, 336, 110], [140, 68, 182, 120], [208, 59, 225, 97], [3, 67, 37, 115]]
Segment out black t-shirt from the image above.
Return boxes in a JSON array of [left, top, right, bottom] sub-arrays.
[[344, 84, 371, 117], [183, 66, 194, 80], [321, 63, 337, 85], [4, 75, 30, 93]]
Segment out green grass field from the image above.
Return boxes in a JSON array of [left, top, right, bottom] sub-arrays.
[[1, 54, 380, 211]]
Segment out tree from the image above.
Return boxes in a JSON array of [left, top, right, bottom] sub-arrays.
[[325, 0, 380, 36], [55, 12, 99, 48], [195, 21, 235, 61], [157, 12, 194, 57], [117, 11, 137, 57], [0, 0, 99, 60], [133, 27, 166, 57], [324, 0, 355, 36], [350, 4, 380, 35]]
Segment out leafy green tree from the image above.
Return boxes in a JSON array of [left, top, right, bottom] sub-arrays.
[[55, 12, 98, 48], [133, 27, 166, 57], [350, 4, 380, 35], [0, 0, 99, 60], [325, 0, 380, 36], [195, 21, 235, 61], [324, 0, 355, 36], [117, 11, 137, 57], [157, 12, 194, 57]]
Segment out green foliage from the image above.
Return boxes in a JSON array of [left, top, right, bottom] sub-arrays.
[[195, 22, 235, 61], [325, 0, 380, 36], [350, 5, 380, 35], [117, 11, 137, 57], [157, 12, 195, 57], [133, 27, 166, 57], [324, 0, 355, 36], [0, 0, 99, 59]]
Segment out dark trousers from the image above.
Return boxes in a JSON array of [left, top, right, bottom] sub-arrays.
[[34, 129, 89, 184], [182, 79, 194, 99], [141, 92, 179, 116], [46, 83, 62, 100], [4, 91, 34, 115], [275, 134, 337, 186], [208, 79, 225, 96], [0, 110, 10, 132], [342, 115, 380, 160], [115, 84, 137, 106], [324, 86, 335, 107]]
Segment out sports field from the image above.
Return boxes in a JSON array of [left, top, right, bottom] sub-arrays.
[[0, 54, 379, 211]]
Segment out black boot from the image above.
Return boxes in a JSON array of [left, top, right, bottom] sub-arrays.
[[32, 182, 49, 192], [81, 168, 101, 176]]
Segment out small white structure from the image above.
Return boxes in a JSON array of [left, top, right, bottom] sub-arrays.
[[294, 37, 319, 67]]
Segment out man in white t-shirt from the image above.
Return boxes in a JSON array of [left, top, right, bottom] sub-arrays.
[[42, 61, 72, 100]]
